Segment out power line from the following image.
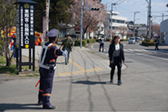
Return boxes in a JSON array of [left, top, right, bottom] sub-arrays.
[[152, 15, 168, 17], [152, 10, 168, 13]]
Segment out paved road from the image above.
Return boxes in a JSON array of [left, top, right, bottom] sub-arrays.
[[0, 42, 168, 111], [90, 41, 168, 59]]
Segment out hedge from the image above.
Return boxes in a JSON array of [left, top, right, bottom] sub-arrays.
[[87, 39, 96, 43], [74, 40, 87, 46], [142, 40, 155, 46], [106, 39, 111, 42], [121, 39, 129, 41]]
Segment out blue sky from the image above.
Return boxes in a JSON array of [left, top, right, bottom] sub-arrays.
[[102, 0, 168, 24]]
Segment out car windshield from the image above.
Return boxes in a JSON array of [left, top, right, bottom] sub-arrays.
[[130, 38, 135, 40]]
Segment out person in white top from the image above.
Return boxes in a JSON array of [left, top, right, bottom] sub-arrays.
[[108, 36, 125, 85]]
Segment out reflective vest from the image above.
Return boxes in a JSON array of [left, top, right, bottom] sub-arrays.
[[39, 42, 56, 70]]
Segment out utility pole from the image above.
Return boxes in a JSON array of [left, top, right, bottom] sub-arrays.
[[146, 0, 151, 39], [80, 0, 83, 48], [133, 11, 139, 38], [162, 13, 164, 21]]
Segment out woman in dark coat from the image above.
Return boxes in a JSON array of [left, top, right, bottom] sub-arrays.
[[108, 36, 125, 85]]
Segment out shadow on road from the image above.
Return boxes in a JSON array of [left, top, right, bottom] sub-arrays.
[[0, 103, 41, 111], [78, 49, 117, 111], [72, 80, 107, 85]]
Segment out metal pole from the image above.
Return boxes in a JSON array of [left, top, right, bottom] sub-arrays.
[[146, 0, 149, 39], [148, 0, 151, 39], [162, 13, 164, 21], [80, 0, 83, 48], [110, 4, 113, 39], [133, 12, 135, 38]]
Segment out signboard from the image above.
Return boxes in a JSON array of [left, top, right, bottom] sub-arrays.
[[15, 0, 37, 72], [16, 3, 35, 49]]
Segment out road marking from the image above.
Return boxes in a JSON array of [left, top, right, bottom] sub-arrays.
[[136, 53, 168, 61], [127, 49, 134, 51], [69, 59, 85, 71], [58, 59, 103, 76], [91, 45, 94, 49], [124, 49, 128, 51]]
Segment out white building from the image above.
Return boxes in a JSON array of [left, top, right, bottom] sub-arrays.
[[138, 27, 147, 37], [106, 11, 127, 39], [160, 19, 168, 44]]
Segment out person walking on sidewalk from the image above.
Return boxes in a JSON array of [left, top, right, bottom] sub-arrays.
[[38, 29, 67, 109], [154, 37, 159, 50], [99, 36, 105, 52], [59, 33, 74, 65], [108, 36, 125, 85]]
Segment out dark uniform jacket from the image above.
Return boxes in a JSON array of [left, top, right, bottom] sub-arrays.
[[108, 43, 125, 67], [41, 42, 63, 66]]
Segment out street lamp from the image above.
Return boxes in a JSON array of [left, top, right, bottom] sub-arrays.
[[133, 11, 140, 38]]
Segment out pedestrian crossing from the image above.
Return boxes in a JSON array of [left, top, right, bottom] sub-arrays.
[[124, 49, 149, 52], [103, 48, 168, 53]]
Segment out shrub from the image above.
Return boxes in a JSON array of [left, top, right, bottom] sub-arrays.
[[106, 39, 111, 42], [121, 39, 129, 41], [74, 40, 87, 46], [142, 40, 155, 46], [87, 39, 96, 43]]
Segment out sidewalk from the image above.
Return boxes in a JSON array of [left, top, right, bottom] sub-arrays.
[[22, 46, 127, 78]]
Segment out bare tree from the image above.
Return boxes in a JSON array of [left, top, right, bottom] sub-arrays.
[[107, 29, 116, 38], [0, 0, 17, 66], [151, 23, 160, 37], [69, 0, 106, 38], [118, 26, 128, 38]]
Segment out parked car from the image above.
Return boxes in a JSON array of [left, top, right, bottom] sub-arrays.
[[136, 37, 141, 42], [128, 37, 135, 44]]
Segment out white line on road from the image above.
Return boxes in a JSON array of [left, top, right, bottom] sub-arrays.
[[124, 49, 128, 51], [91, 45, 94, 49], [136, 53, 168, 61], [127, 49, 134, 51]]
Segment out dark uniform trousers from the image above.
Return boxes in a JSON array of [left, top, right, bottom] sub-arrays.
[[110, 57, 121, 81], [38, 67, 55, 107]]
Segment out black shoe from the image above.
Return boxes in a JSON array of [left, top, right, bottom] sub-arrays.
[[43, 105, 55, 109], [38, 101, 43, 105], [65, 63, 67, 65], [110, 80, 113, 83], [118, 81, 122, 85]]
